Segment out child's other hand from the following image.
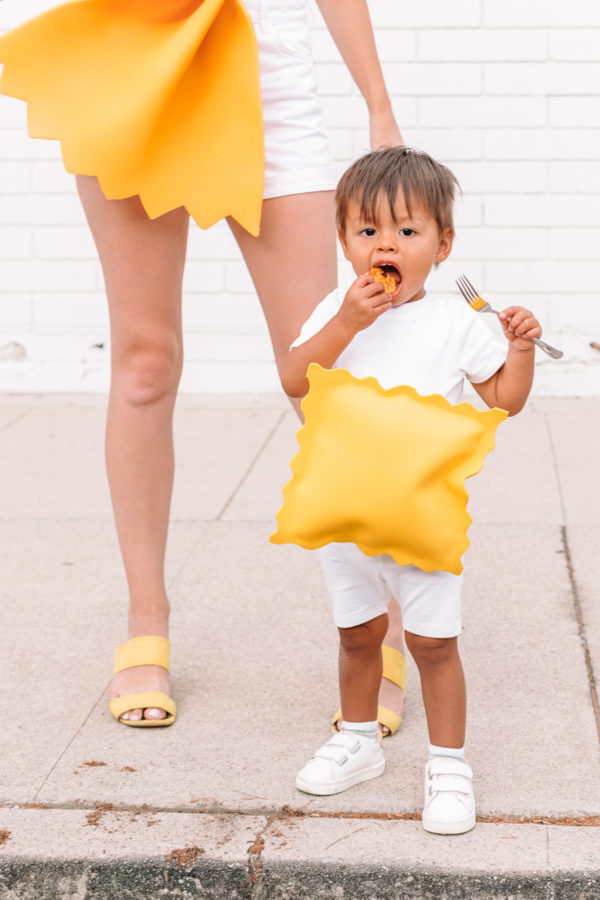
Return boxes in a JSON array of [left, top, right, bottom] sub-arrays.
[[337, 273, 392, 333], [498, 306, 542, 351]]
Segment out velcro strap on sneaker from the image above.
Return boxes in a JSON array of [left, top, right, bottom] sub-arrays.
[[427, 758, 473, 794], [314, 734, 361, 762], [430, 773, 472, 794]]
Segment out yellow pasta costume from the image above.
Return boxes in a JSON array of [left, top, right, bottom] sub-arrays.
[[0, 0, 265, 235], [271, 364, 507, 575]]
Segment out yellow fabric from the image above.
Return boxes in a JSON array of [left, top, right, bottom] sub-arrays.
[[271, 364, 507, 575], [109, 691, 176, 726], [114, 636, 170, 674], [0, 0, 264, 235]]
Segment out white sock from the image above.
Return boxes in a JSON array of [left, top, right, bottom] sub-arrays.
[[428, 743, 465, 762], [342, 720, 379, 741]]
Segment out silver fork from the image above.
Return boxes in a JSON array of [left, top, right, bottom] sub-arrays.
[[456, 274, 563, 359]]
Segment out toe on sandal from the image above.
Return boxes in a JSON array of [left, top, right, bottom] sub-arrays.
[[108, 635, 176, 728], [332, 645, 406, 738]]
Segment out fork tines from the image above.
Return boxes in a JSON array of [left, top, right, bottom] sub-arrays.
[[455, 274, 481, 304]]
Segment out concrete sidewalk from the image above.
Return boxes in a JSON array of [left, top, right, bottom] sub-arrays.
[[0, 393, 599, 898]]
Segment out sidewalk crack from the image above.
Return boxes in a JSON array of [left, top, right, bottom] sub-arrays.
[[33, 686, 110, 800], [247, 816, 271, 895], [561, 525, 600, 745], [215, 410, 288, 521]]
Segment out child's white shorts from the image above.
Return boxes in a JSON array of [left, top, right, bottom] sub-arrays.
[[246, 0, 337, 199], [320, 543, 463, 638]]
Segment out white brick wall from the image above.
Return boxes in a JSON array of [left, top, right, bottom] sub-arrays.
[[1, 0, 599, 395]]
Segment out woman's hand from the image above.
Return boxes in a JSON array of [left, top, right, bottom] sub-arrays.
[[370, 110, 404, 151]]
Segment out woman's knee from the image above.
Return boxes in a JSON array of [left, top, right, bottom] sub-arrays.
[[405, 633, 457, 668], [339, 614, 388, 656], [112, 340, 183, 407]]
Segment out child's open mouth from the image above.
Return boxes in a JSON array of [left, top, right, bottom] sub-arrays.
[[376, 263, 402, 297]]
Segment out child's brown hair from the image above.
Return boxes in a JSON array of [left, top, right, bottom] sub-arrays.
[[336, 147, 459, 235]]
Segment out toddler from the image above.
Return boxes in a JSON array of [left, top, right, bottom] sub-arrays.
[[279, 146, 542, 835]]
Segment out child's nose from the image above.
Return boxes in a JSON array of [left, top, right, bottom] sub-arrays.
[[378, 232, 398, 251]]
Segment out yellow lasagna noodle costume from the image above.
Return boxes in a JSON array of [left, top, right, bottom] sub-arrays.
[[271, 364, 507, 575], [0, 0, 264, 235]]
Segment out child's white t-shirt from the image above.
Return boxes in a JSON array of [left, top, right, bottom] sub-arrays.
[[291, 290, 508, 405]]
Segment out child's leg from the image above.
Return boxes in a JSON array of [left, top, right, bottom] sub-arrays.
[[296, 545, 390, 796], [296, 613, 388, 796], [405, 631, 475, 835], [383, 562, 474, 834], [338, 613, 388, 723], [404, 633, 465, 748]]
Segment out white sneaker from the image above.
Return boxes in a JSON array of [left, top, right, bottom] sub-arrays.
[[422, 757, 476, 835], [295, 731, 385, 796]]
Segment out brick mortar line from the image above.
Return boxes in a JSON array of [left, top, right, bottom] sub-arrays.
[[561, 524, 600, 745]]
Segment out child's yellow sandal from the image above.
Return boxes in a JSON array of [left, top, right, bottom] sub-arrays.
[[108, 636, 176, 728], [332, 645, 406, 738]]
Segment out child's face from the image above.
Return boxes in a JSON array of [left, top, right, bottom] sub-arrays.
[[338, 188, 453, 306]]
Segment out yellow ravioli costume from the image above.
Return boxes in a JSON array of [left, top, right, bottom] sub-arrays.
[[271, 364, 507, 575], [0, 0, 264, 235]]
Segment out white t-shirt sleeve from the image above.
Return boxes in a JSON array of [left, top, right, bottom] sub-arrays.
[[458, 305, 508, 384], [289, 289, 345, 349]]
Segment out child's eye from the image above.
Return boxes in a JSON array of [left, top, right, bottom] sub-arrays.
[[360, 228, 376, 236], [400, 228, 415, 237]]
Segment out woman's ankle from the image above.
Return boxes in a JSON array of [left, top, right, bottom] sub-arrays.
[[127, 602, 171, 639]]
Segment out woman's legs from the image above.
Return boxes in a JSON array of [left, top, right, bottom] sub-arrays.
[[77, 176, 189, 721], [379, 598, 406, 724], [228, 192, 337, 390], [230, 191, 406, 721]]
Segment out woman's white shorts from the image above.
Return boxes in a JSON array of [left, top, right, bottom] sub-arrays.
[[320, 543, 463, 638], [245, 0, 337, 199]]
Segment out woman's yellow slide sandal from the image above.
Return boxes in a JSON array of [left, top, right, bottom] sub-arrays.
[[108, 636, 176, 728], [332, 645, 406, 738]]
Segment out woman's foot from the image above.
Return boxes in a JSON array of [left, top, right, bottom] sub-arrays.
[[109, 663, 171, 722], [110, 616, 172, 723]]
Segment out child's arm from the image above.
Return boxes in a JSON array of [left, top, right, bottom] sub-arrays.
[[280, 274, 391, 398], [472, 306, 542, 415]]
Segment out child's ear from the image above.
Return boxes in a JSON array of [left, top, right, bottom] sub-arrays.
[[435, 228, 454, 264], [338, 228, 351, 261]]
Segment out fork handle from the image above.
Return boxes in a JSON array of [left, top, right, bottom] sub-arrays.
[[531, 337, 563, 359]]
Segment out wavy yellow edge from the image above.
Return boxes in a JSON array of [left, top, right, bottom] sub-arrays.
[[0, 0, 264, 236], [270, 364, 508, 574]]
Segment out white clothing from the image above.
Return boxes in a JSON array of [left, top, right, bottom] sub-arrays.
[[320, 542, 463, 636], [245, 0, 336, 199], [291, 289, 508, 404], [294, 288, 507, 633]]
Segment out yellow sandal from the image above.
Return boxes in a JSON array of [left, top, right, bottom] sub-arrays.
[[332, 645, 406, 738], [109, 636, 176, 727]]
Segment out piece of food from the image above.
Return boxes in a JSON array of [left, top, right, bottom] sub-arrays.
[[369, 266, 396, 294]]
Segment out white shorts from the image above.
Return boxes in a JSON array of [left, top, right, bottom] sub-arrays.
[[245, 0, 337, 199], [320, 543, 463, 638]]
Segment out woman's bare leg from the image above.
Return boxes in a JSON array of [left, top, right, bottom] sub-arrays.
[[230, 191, 406, 724], [77, 176, 189, 721], [378, 598, 406, 729], [228, 192, 338, 400]]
